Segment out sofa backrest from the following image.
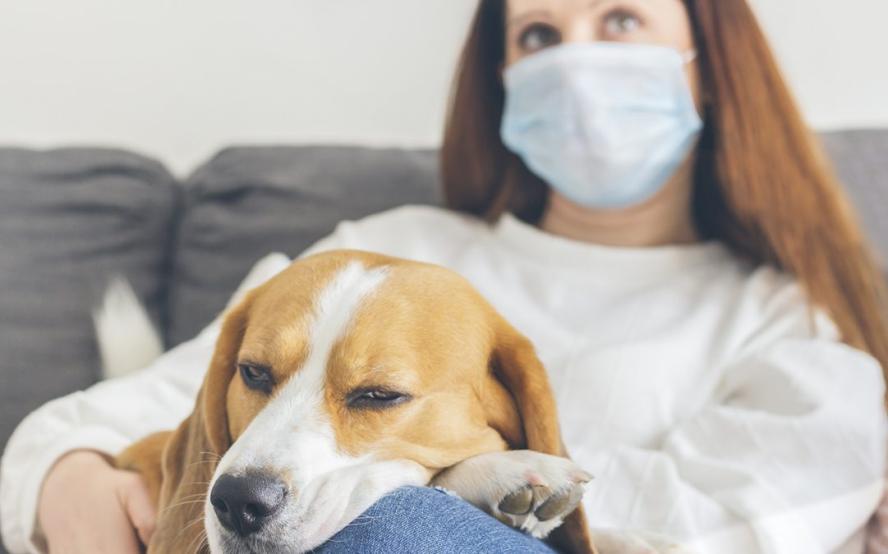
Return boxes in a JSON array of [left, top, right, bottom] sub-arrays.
[[0, 148, 180, 452], [167, 146, 439, 345], [821, 130, 888, 268]]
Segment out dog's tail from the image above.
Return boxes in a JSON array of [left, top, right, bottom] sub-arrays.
[[93, 277, 164, 380]]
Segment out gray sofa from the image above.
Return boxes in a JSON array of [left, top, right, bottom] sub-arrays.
[[0, 132, 886, 550]]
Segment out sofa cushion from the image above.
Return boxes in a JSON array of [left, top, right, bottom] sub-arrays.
[[0, 148, 180, 451], [167, 146, 439, 346]]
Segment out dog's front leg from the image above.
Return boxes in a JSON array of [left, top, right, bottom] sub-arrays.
[[432, 453, 699, 553], [431, 450, 592, 539]]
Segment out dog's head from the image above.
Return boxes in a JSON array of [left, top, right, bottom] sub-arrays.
[[148, 250, 588, 553]]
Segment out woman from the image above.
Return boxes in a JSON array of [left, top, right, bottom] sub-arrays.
[[3, 0, 887, 552]]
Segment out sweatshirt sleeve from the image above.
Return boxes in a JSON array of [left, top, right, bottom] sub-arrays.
[[0, 253, 293, 554], [582, 314, 887, 553]]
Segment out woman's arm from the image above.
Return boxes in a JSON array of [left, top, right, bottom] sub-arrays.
[[582, 336, 887, 553]]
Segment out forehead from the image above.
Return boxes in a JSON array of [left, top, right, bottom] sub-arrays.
[[239, 257, 385, 366], [238, 255, 492, 372], [336, 266, 493, 375], [508, 0, 678, 18], [509, 0, 608, 14]]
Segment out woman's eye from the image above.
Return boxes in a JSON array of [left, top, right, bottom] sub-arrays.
[[602, 9, 642, 38], [518, 23, 561, 53], [239, 364, 273, 393], [347, 389, 412, 410]]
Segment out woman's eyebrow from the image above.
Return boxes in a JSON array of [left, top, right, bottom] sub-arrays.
[[507, 9, 552, 28], [588, 0, 650, 8], [509, 0, 630, 28]]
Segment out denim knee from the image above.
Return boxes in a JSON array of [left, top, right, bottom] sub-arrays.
[[313, 486, 556, 554]]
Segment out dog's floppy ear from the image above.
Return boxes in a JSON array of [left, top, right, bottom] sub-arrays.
[[487, 315, 597, 554], [488, 318, 561, 454], [146, 297, 250, 553]]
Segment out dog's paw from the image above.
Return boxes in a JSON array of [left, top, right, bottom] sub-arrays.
[[494, 474, 587, 538], [432, 450, 592, 539]]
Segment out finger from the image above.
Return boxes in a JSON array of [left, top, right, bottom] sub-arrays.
[[120, 475, 158, 546], [99, 509, 147, 554], [46, 514, 144, 554]]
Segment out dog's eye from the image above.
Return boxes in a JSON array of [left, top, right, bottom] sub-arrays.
[[239, 364, 273, 393], [347, 388, 412, 410]]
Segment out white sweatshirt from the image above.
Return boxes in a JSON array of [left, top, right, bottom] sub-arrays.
[[2, 205, 886, 553]]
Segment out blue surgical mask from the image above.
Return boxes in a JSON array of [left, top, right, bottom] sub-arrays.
[[500, 42, 703, 210]]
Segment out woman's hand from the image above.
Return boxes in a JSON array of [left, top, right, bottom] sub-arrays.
[[37, 450, 156, 553]]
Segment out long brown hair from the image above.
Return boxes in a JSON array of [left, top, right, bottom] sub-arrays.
[[441, 0, 888, 395]]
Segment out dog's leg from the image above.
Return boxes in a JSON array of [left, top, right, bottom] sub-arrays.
[[431, 450, 592, 540]]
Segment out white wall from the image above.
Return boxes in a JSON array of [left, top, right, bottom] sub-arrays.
[[748, 0, 888, 131], [1, 0, 886, 176], [0, 0, 478, 175]]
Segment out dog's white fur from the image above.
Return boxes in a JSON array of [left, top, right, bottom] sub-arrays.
[[93, 276, 163, 379], [95, 254, 293, 380]]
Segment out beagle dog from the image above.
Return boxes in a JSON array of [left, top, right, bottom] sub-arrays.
[[117, 250, 596, 553]]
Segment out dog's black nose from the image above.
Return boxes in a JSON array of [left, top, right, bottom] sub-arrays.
[[210, 472, 287, 537]]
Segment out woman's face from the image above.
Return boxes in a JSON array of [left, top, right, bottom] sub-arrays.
[[505, 0, 701, 104]]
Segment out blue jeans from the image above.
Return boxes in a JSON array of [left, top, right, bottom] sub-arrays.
[[313, 486, 558, 553]]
